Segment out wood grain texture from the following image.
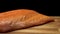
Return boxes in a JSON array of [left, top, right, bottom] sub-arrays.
[[0, 16, 60, 34]]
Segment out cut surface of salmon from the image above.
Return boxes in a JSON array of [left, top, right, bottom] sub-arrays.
[[0, 9, 54, 33]]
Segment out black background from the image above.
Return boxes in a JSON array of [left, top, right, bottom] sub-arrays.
[[0, 0, 59, 16]]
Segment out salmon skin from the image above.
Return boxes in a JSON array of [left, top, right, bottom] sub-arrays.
[[0, 9, 54, 33]]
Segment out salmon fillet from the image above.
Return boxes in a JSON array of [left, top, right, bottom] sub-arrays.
[[0, 9, 54, 33]]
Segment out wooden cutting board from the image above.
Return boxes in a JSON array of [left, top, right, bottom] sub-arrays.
[[0, 16, 60, 34]]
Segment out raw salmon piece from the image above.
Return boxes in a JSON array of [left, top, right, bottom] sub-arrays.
[[0, 9, 54, 33]]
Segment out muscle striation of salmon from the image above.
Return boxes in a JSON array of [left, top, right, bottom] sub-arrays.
[[0, 9, 54, 33]]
